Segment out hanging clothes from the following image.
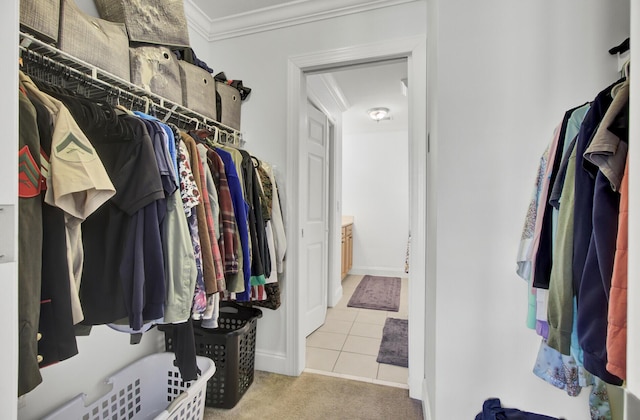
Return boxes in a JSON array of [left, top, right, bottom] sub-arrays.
[[572, 80, 624, 386], [517, 71, 631, 418], [214, 146, 251, 301], [18, 87, 44, 397], [607, 154, 629, 380], [135, 114, 197, 324], [206, 146, 240, 280], [181, 132, 220, 295], [577, 80, 628, 386], [18, 73, 116, 395], [17, 43, 288, 392], [240, 149, 268, 288], [25, 85, 79, 370], [177, 139, 207, 319], [546, 102, 590, 355]]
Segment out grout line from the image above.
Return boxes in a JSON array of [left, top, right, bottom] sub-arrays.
[[306, 272, 409, 388], [340, 350, 379, 357]]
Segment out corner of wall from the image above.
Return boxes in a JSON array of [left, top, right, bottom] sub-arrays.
[[422, 378, 433, 420], [255, 350, 289, 375], [328, 283, 343, 307]]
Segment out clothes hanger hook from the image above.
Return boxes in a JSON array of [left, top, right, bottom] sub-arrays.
[[143, 96, 151, 114]]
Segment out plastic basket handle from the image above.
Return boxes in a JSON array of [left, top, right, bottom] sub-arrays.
[[219, 305, 239, 314], [155, 391, 190, 420], [220, 301, 263, 318]]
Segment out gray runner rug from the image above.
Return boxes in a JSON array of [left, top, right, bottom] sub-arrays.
[[347, 275, 401, 311], [377, 318, 408, 367]]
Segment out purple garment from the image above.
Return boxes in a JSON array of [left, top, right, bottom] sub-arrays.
[[536, 321, 549, 340]]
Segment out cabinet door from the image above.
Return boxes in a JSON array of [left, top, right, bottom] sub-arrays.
[[346, 225, 353, 273], [341, 226, 347, 279]]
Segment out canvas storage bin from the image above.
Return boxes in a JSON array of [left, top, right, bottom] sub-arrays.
[[20, 0, 60, 44], [216, 82, 242, 130], [94, 0, 190, 48], [130, 45, 183, 105], [178, 61, 217, 120], [162, 303, 263, 409], [59, 0, 130, 82]]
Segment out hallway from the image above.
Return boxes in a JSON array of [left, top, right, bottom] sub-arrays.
[[305, 274, 409, 387]]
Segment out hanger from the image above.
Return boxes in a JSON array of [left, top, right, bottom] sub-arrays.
[[611, 60, 630, 99], [608, 37, 630, 55], [162, 104, 179, 123], [143, 96, 151, 114], [622, 59, 630, 79]]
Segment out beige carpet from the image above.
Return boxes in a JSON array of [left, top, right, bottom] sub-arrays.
[[204, 370, 423, 420]]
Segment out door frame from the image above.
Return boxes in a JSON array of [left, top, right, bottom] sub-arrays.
[[285, 35, 428, 399]]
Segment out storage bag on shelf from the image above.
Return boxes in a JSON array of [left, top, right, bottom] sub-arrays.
[[20, 0, 60, 44], [130, 45, 183, 105], [94, 0, 190, 48], [216, 82, 242, 130], [59, 0, 130, 82], [178, 61, 217, 120]]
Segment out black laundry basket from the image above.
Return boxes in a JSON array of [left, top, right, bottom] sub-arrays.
[[164, 302, 262, 409]]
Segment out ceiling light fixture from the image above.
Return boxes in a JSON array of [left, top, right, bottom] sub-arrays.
[[367, 107, 390, 122]]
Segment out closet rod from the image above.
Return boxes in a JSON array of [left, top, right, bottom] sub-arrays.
[[18, 31, 243, 146]]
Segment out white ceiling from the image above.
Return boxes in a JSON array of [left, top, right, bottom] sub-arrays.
[[190, 0, 409, 135], [315, 60, 408, 134]]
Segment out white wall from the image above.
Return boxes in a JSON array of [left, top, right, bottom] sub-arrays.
[[342, 130, 409, 277], [203, 2, 427, 373], [429, 0, 630, 418]]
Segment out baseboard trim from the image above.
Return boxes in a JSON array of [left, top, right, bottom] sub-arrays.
[[304, 368, 410, 389], [422, 378, 432, 420], [255, 350, 289, 375], [328, 284, 343, 307], [349, 266, 407, 278]]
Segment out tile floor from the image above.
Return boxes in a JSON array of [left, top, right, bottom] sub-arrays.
[[305, 274, 409, 388]]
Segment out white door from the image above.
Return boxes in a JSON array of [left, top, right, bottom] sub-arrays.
[[303, 101, 329, 337]]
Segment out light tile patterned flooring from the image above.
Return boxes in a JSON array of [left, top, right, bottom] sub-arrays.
[[305, 274, 409, 388]]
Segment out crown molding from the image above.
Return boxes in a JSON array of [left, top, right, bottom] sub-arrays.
[[184, 0, 211, 41], [185, 0, 420, 42]]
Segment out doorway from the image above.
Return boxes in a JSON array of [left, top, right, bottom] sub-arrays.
[[284, 35, 428, 400], [285, 35, 427, 400], [304, 60, 410, 386]]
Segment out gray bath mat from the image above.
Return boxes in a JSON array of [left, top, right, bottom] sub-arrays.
[[347, 275, 401, 311], [377, 318, 408, 367]]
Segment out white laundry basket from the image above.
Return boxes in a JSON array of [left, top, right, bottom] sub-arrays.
[[43, 352, 216, 420]]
